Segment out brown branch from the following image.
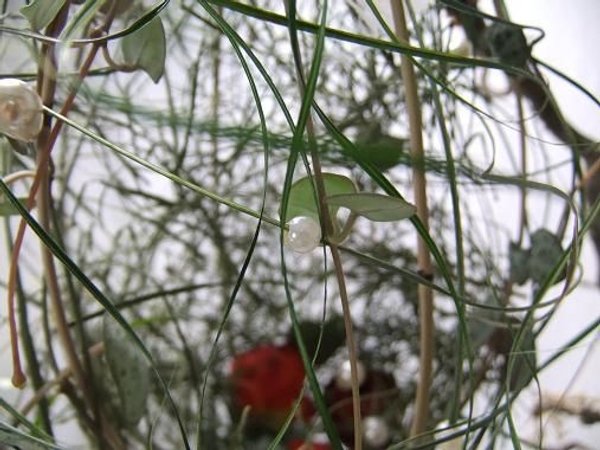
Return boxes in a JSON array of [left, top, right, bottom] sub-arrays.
[[390, 1, 435, 440]]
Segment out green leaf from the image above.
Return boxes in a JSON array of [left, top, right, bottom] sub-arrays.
[[508, 321, 537, 392], [103, 314, 151, 427], [485, 22, 530, 68], [360, 136, 405, 171], [283, 173, 357, 221], [327, 192, 416, 222], [289, 316, 346, 365], [121, 15, 166, 83], [355, 124, 406, 171], [508, 242, 530, 285], [0, 196, 29, 216], [529, 228, 566, 285], [20, 0, 68, 31]]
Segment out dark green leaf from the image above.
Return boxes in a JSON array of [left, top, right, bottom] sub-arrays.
[[509, 242, 530, 285], [485, 22, 530, 68], [356, 124, 406, 171], [290, 316, 346, 365], [529, 228, 566, 285], [121, 15, 166, 83]]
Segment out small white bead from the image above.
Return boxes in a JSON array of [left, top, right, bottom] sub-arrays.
[[0, 79, 43, 142], [285, 216, 321, 253], [362, 415, 389, 448], [334, 359, 366, 390]]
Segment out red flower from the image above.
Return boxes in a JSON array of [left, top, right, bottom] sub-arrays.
[[230, 343, 306, 431], [287, 438, 332, 450]]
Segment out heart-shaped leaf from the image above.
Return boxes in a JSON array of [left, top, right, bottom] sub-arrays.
[[121, 15, 166, 83], [283, 173, 357, 222], [327, 192, 416, 222]]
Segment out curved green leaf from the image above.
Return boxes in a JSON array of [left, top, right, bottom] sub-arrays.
[[283, 173, 357, 221], [121, 15, 166, 83], [327, 192, 416, 222]]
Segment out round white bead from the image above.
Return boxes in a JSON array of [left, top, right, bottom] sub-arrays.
[[334, 359, 366, 390], [362, 415, 389, 448], [0, 79, 43, 142], [285, 216, 321, 253]]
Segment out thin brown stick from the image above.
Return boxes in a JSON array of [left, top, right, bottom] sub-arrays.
[[301, 62, 364, 450], [390, 0, 435, 438]]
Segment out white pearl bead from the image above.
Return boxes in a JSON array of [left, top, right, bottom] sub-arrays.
[[0, 79, 43, 142], [334, 359, 366, 390], [362, 415, 390, 448], [285, 216, 321, 253]]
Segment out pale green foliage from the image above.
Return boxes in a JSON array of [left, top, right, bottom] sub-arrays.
[[121, 15, 166, 83], [20, 0, 68, 30], [328, 192, 416, 222]]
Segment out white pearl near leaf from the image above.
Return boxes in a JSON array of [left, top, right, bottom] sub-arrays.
[[362, 415, 390, 448], [0, 79, 43, 142], [335, 359, 366, 390], [285, 216, 321, 253]]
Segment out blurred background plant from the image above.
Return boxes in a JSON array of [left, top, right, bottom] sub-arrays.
[[0, 0, 598, 449]]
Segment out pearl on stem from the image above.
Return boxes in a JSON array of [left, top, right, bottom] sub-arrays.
[[0, 79, 43, 142], [285, 216, 321, 253]]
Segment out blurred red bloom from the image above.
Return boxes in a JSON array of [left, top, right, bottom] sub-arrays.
[[230, 343, 307, 431], [287, 438, 332, 450]]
